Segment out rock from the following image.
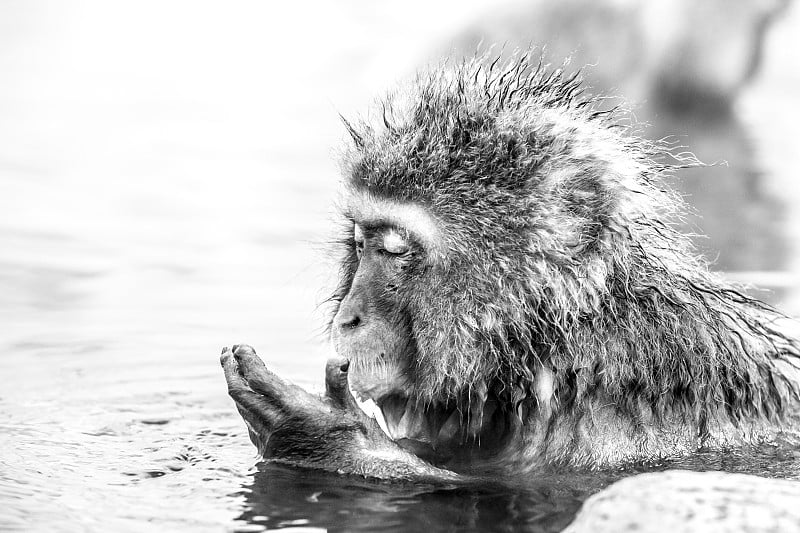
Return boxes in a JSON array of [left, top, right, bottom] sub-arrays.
[[564, 470, 800, 533]]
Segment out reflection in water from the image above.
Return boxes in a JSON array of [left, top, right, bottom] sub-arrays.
[[236, 464, 593, 533]]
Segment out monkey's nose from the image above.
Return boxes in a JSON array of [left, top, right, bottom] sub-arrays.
[[335, 293, 366, 332]]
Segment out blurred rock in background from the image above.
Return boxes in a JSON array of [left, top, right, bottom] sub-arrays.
[[443, 0, 792, 277]]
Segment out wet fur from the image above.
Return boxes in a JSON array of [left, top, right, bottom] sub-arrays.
[[330, 52, 800, 466]]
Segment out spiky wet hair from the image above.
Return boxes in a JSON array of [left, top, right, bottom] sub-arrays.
[[333, 51, 800, 429]]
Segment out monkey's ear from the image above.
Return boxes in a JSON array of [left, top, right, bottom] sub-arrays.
[[339, 114, 365, 150]]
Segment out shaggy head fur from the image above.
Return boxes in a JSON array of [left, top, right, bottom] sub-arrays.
[[331, 51, 800, 441]]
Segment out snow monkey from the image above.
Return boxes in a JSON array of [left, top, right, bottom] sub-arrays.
[[221, 52, 800, 481]]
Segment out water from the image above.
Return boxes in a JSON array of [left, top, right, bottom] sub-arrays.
[[1, 2, 800, 532], [231, 440, 800, 533]]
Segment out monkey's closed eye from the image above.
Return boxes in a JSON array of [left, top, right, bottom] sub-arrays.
[[377, 248, 409, 258], [381, 231, 410, 256]]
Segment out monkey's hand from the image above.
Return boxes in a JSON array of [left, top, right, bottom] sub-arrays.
[[220, 344, 459, 482]]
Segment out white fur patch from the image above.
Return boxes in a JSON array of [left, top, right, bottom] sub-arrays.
[[346, 190, 445, 261]]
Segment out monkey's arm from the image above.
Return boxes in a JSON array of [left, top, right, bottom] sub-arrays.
[[220, 345, 460, 482]]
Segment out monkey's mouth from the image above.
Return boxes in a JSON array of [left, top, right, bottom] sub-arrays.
[[347, 355, 511, 462], [383, 393, 505, 457], [354, 386, 510, 463]]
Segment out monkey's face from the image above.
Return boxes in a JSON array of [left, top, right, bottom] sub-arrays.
[[331, 222, 416, 402], [331, 217, 509, 461], [330, 223, 424, 440]]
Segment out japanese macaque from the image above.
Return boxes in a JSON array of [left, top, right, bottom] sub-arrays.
[[221, 53, 800, 480]]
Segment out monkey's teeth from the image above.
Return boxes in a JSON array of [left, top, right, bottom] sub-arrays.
[[374, 408, 392, 439], [353, 391, 479, 447], [351, 392, 392, 438]]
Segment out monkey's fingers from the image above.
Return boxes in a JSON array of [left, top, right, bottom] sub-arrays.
[[221, 346, 285, 432], [324, 357, 351, 408], [228, 345, 321, 410], [221, 351, 285, 458]]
